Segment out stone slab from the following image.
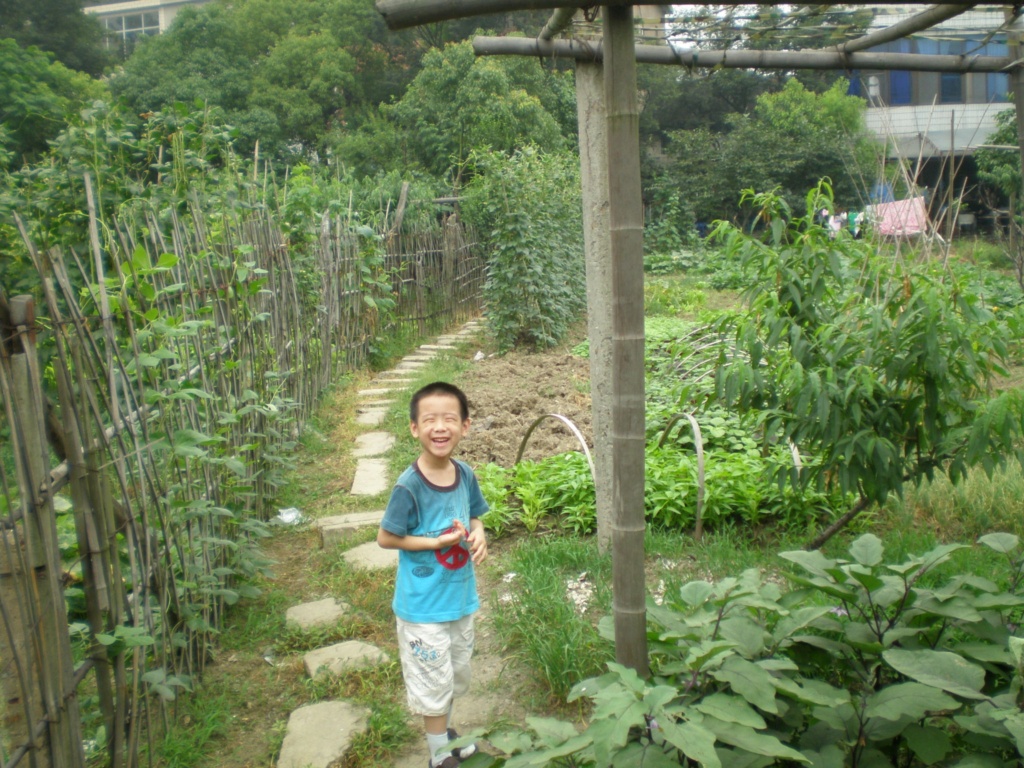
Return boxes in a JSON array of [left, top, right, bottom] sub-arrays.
[[403, 353, 436, 362], [352, 432, 395, 457], [359, 398, 395, 408], [304, 640, 389, 678], [355, 408, 386, 426], [285, 598, 350, 631], [375, 369, 417, 379], [343, 541, 398, 570], [394, 360, 426, 371], [351, 458, 389, 495], [419, 345, 456, 351], [317, 511, 385, 548], [357, 387, 395, 397], [276, 700, 369, 768]]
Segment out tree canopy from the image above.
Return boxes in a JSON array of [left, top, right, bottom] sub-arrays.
[[0, 39, 108, 168], [665, 78, 877, 223], [0, 0, 109, 75]]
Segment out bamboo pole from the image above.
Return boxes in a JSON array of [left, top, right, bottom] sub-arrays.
[[604, 5, 648, 676], [377, 0, 944, 29], [472, 36, 1011, 72]]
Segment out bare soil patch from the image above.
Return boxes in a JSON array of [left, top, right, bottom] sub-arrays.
[[458, 349, 592, 468]]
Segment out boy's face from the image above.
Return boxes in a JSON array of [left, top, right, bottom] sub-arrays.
[[410, 392, 470, 461]]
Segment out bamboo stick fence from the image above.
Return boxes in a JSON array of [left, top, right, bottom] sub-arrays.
[[0, 183, 483, 768]]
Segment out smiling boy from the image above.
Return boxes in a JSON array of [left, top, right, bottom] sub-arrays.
[[377, 382, 488, 767]]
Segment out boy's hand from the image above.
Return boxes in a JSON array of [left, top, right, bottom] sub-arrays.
[[467, 519, 487, 564], [436, 528, 463, 550]]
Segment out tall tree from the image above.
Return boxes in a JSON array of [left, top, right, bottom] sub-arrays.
[[0, 39, 108, 167], [666, 78, 877, 222], [0, 0, 109, 75], [378, 40, 573, 180]]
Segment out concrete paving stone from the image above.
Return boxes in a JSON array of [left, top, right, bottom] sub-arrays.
[[394, 360, 427, 370], [343, 540, 398, 570], [357, 387, 395, 397], [359, 398, 395, 408], [375, 368, 418, 378], [304, 640, 389, 678], [435, 336, 459, 344], [285, 598, 350, 631], [403, 353, 436, 362], [353, 432, 395, 458], [317, 510, 385, 548], [351, 458, 389, 495], [355, 409, 386, 426], [419, 344, 456, 351], [276, 700, 370, 768]]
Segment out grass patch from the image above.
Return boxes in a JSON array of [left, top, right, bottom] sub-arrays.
[[488, 536, 612, 705]]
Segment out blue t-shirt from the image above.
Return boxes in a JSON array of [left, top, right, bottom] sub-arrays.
[[381, 459, 489, 623]]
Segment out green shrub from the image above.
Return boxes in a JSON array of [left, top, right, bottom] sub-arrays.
[[461, 146, 585, 352], [482, 533, 1024, 767]]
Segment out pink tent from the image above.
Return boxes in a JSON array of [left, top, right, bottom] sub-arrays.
[[870, 196, 928, 237]]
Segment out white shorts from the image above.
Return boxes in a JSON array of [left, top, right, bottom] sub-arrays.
[[396, 615, 475, 716]]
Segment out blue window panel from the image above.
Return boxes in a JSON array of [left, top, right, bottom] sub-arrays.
[[890, 71, 911, 104]]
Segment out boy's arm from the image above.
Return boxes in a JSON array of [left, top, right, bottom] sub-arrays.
[[377, 527, 463, 552]]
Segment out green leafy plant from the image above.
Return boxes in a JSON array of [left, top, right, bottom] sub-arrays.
[[709, 183, 1024, 548], [461, 146, 585, 352], [480, 533, 1024, 767]]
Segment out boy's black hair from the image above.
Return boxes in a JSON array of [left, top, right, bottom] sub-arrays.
[[409, 381, 470, 422]]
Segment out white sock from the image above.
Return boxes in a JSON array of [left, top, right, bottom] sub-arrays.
[[427, 731, 451, 766]]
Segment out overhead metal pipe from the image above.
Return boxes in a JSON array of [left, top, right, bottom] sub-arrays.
[[472, 35, 1013, 72]]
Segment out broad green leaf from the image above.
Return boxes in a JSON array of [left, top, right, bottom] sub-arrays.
[[711, 657, 779, 714], [849, 533, 884, 566], [504, 734, 592, 768], [610, 741, 678, 768], [799, 745, 844, 768], [700, 717, 808, 762], [1010, 636, 1024, 667], [772, 677, 849, 707], [694, 694, 766, 729], [680, 581, 714, 606], [643, 685, 678, 711], [953, 643, 1012, 666], [156, 252, 179, 269], [903, 724, 950, 764], [882, 649, 987, 699], [712, 749, 772, 768], [856, 748, 894, 768], [778, 550, 836, 578], [719, 616, 766, 658], [864, 682, 960, 721], [525, 717, 585, 748], [913, 596, 983, 622], [686, 640, 738, 671], [658, 719, 721, 768], [772, 606, 833, 643], [489, 730, 538, 755], [989, 709, 1024, 755], [977, 532, 1018, 554]]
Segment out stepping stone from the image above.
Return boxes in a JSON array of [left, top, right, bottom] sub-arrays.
[[357, 387, 395, 397], [286, 598, 350, 631], [355, 408, 387, 426], [317, 511, 385, 548], [419, 344, 455, 351], [394, 360, 427, 370], [276, 700, 369, 768], [403, 353, 436, 362], [353, 432, 395, 457], [304, 640, 389, 678], [343, 541, 398, 570], [351, 459, 389, 496], [360, 398, 395, 408], [375, 369, 417, 379], [435, 336, 459, 344]]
